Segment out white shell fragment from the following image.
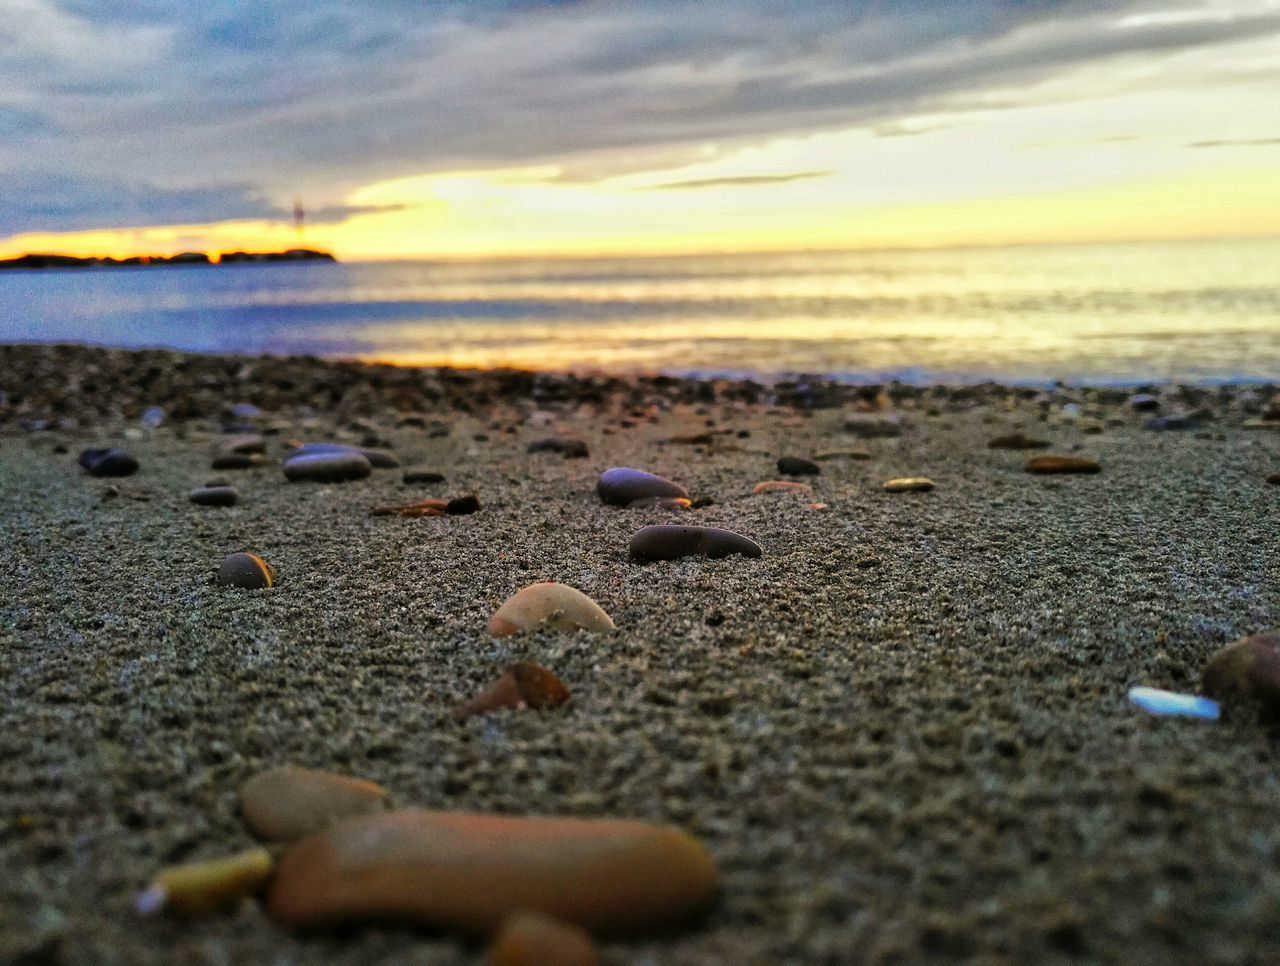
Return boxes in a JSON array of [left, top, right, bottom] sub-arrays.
[[1127, 686, 1220, 721]]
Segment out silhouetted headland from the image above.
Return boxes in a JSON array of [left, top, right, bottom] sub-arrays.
[[0, 248, 336, 271]]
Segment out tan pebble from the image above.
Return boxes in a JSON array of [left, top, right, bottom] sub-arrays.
[[1202, 630, 1280, 718], [135, 848, 273, 917], [488, 583, 614, 637], [882, 477, 934, 492], [752, 481, 813, 495], [216, 552, 274, 589], [814, 449, 871, 460], [369, 499, 448, 517], [455, 663, 571, 721], [266, 810, 718, 935], [1025, 455, 1101, 474], [240, 766, 392, 842], [1242, 419, 1280, 430], [488, 911, 599, 966], [220, 434, 267, 455]]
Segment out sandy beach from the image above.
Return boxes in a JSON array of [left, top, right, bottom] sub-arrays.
[[2, 344, 1278, 964]]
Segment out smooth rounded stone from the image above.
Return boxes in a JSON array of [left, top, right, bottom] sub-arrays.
[[403, 468, 446, 484], [455, 663, 572, 721], [240, 766, 392, 843], [140, 406, 166, 429], [882, 477, 934, 492], [78, 447, 138, 477], [597, 468, 688, 507], [488, 583, 615, 637], [814, 448, 871, 460], [447, 494, 481, 515], [1267, 472, 1280, 485], [1025, 455, 1102, 474], [369, 499, 447, 518], [292, 442, 398, 468], [843, 415, 902, 438], [987, 432, 1049, 450], [629, 525, 761, 562], [216, 552, 274, 589], [1129, 393, 1160, 411], [528, 438, 589, 459], [777, 456, 820, 476], [487, 911, 599, 966], [221, 434, 266, 455], [266, 810, 718, 935], [135, 848, 274, 917], [211, 453, 271, 470], [189, 485, 238, 507], [283, 449, 372, 483], [1201, 630, 1280, 718], [753, 480, 813, 495]]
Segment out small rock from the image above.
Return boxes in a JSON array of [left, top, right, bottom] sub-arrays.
[[1025, 456, 1101, 474], [488, 911, 599, 966], [814, 449, 871, 460], [220, 434, 266, 455], [189, 485, 238, 507], [240, 766, 392, 843], [140, 406, 166, 429], [665, 433, 714, 445], [630, 525, 761, 562], [1202, 630, 1280, 718], [987, 432, 1049, 450], [843, 415, 902, 438], [135, 848, 274, 917], [370, 499, 447, 517], [78, 448, 138, 477], [454, 663, 571, 721], [211, 453, 270, 470], [882, 477, 934, 492], [403, 468, 446, 484], [597, 468, 689, 507], [266, 810, 717, 934], [528, 438, 589, 459], [1267, 473, 1280, 485], [283, 449, 372, 483], [777, 456, 820, 476], [1129, 393, 1160, 411], [216, 552, 274, 589], [753, 481, 813, 495], [1144, 414, 1195, 431], [229, 403, 263, 420], [488, 583, 615, 637], [447, 494, 481, 515]]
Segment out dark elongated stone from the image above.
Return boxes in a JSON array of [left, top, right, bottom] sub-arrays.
[[528, 438, 589, 459], [777, 457, 820, 476], [1025, 455, 1101, 474], [283, 449, 372, 483], [597, 468, 688, 507], [1202, 630, 1280, 718], [630, 525, 761, 562], [78, 447, 138, 477], [447, 494, 481, 515], [988, 432, 1049, 450], [211, 453, 268, 470], [292, 443, 398, 468], [216, 552, 274, 589], [189, 485, 238, 506], [403, 468, 446, 484]]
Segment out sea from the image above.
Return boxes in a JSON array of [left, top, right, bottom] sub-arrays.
[[2, 237, 1277, 386]]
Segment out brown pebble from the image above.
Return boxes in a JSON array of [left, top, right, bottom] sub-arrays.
[[403, 468, 446, 484], [220, 434, 267, 455], [988, 432, 1050, 449], [216, 552, 274, 589], [240, 766, 392, 842], [135, 848, 274, 917], [488, 583, 615, 637], [1267, 473, 1280, 485], [447, 494, 481, 515], [487, 911, 599, 966], [814, 449, 871, 461], [753, 480, 813, 495], [882, 477, 935, 492], [1202, 630, 1280, 718], [211, 453, 270, 470], [455, 663, 571, 721], [777, 456, 820, 475], [665, 433, 714, 445], [629, 525, 761, 562], [369, 499, 447, 517], [189, 485, 238, 507], [1025, 455, 1101, 474], [267, 810, 717, 935]]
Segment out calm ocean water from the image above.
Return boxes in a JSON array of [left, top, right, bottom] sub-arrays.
[[2, 238, 1277, 385]]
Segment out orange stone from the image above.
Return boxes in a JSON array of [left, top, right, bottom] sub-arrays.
[[752, 480, 813, 495], [455, 663, 571, 721], [487, 911, 599, 966], [239, 766, 392, 842], [267, 810, 718, 935], [1024, 455, 1101, 474], [882, 477, 934, 492]]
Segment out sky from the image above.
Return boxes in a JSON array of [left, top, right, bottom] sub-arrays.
[[2, 0, 1279, 259]]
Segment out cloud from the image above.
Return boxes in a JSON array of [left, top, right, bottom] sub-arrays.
[[651, 171, 831, 190]]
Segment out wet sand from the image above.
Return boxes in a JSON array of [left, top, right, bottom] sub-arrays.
[[1, 344, 1279, 964]]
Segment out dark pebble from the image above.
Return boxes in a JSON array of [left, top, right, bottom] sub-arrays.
[[988, 432, 1050, 450], [1267, 473, 1280, 485], [283, 449, 373, 483], [78, 448, 139, 477], [446, 494, 481, 515], [629, 525, 761, 562], [597, 468, 689, 507], [527, 438, 589, 459], [212, 453, 268, 470], [403, 469, 446, 484], [777, 456, 820, 476], [1202, 630, 1280, 718], [1129, 393, 1160, 411], [216, 552, 274, 589], [1025, 455, 1101, 474], [843, 416, 902, 438], [190, 485, 238, 507], [1144, 414, 1195, 431], [292, 443, 398, 468]]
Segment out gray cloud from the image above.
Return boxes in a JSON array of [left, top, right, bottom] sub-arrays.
[[652, 171, 831, 190], [2, 0, 1277, 236]]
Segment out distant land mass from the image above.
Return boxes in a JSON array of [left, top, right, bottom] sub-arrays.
[[0, 249, 336, 271]]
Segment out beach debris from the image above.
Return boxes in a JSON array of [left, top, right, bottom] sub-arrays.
[[753, 481, 813, 495], [370, 499, 448, 517], [776, 456, 820, 476], [1127, 686, 1220, 720], [843, 415, 903, 438], [597, 468, 689, 507], [488, 582, 615, 637], [446, 494, 481, 515], [454, 662, 571, 720], [814, 448, 871, 460], [987, 432, 1049, 450], [403, 468, 446, 484], [78, 447, 138, 477], [882, 477, 934, 492], [487, 911, 599, 966], [1201, 630, 1280, 718], [283, 447, 373, 482], [1024, 456, 1101, 474], [266, 810, 718, 935], [630, 525, 762, 562], [216, 552, 275, 589], [626, 496, 692, 509], [528, 438, 589, 459], [240, 766, 392, 842], [134, 848, 274, 917], [189, 485, 238, 507]]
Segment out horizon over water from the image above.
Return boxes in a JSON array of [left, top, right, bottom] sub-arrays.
[[1, 236, 1277, 387]]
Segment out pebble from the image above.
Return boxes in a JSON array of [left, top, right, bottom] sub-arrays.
[[140, 406, 166, 429], [454, 662, 571, 721], [814, 449, 871, 460], [882, 477, 934, 492], [211, 453, 270, 470], [1201, 630, 1280, 718], [597, 468, 689, 507], [1144, 414, 1195, 431], [220, 434, 266, 455], [630, 525, 761, 561], [1025, 456, 1102, 474], [1129, 393, 1160, 411], [666, 433, 714, 445], [528, 438, 589, 459], [777, 456, 820, 476], [266, 810, 717, 934], [488, 582, 615, 637], [753, 481, 813, 495], [447, 494, 481, 515], [240, 766, 392, 842], [1268, 473, 1280, 485], [216, 552, 274, 589], [1127, 686, 1220, 720], [293, 442, 399, 468], [370, 499, 447, 517], [987, 432, 1049, 449], [135, 848, 274, 917], [283, 449, 372, 483], [403, 468, 446, 484], [487, 912, 599, 966], [843, 415, 902, 438], [78, 447, 138, 477], [189, 485, 238, 507]]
